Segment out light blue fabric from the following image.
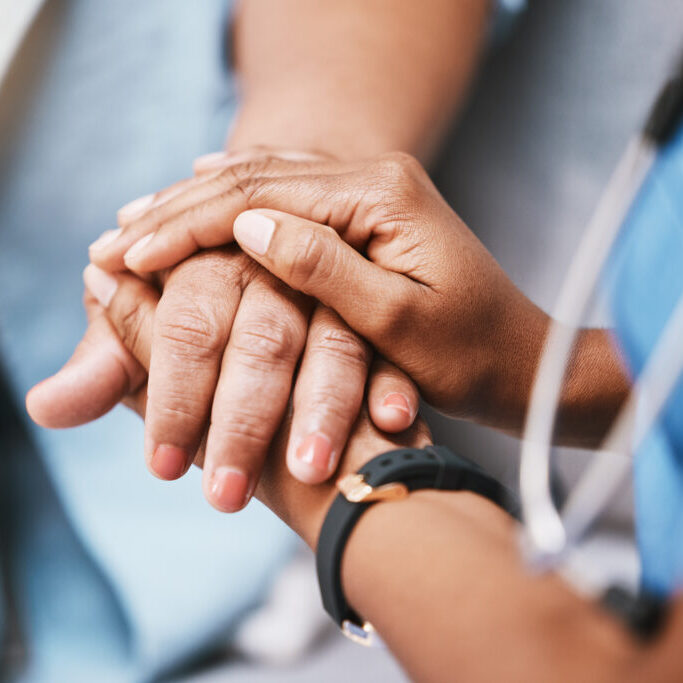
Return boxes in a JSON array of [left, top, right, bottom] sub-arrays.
[[607, 121, 683, 596], [0, 2, 295, 680]]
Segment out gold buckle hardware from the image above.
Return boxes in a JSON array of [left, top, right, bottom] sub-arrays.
[[337, 473, 408, 503]]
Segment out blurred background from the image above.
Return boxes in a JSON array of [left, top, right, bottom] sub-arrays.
[[1, 0, 681, 681]]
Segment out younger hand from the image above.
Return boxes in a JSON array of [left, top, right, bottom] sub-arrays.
[[88, 151, 628, 441], [88, 152, 548, 433]]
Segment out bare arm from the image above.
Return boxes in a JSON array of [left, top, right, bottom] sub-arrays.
[[342, 492, 631, 682], [340, 491, 683, 682], [229, 0, 491, 161], [87, 267, 680, 683]]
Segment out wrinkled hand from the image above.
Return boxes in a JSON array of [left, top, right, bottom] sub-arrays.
[[29, 260, 431, 544], [89, 151, 549, 434], [28, 151, 421, 512]]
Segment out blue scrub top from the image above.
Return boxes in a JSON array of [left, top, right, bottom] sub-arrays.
[[609, 122, 683, 597]]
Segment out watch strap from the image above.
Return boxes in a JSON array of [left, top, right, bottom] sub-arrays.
[[316, 445, 520, 641]]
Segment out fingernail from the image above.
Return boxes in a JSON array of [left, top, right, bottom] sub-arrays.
[[296, 433, 334, 474], [83, 264, 118, 307], [89, 228, 122, 252], [233, 211, 275, 255], [117, 193, 155, 222], [150, 444, 188, 480], [124, 233, 154, 264], [208, 466, 250, 511], [382, 393, 413, 418], [194, 151, 229, 170]]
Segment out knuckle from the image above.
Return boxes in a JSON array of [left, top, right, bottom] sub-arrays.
[[371, 363, 410, 388], [375, 151, 423, 186], [212, 408, 270, 451], [231, 317, 301, 369], [154, 390, 207, 426], [117, 299, 146, 352], [168, 246, 253, 296], [310, 325, 370, 369], [174, 196, 218, 234], [187, 247, 244, 282], [286, 229, 329, 289], [364, 153, 426, 220], [231, 174, 267, 207], [305, 386, 362, 425], [156, 307, 225, 360], [141, 198, 177, 231], [220, 157, 276, 186]]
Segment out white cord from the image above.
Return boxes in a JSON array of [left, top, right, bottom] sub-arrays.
[[519, 137, 656, 564], [562, 293, 683, 546]]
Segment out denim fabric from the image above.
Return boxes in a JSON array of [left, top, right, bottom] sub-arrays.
[[0, 2, 295, 680]]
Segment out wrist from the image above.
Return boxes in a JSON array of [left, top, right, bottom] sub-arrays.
[[227, 89, 418, 161], [257, 427, 434, 550], [554, 328, 630, 446], [340, 489, 512, 639], [462, 298, 549, 433], [479, 303, 629, 445], [255, 465, 336, 550]]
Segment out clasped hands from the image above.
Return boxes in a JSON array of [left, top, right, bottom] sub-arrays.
[[27, 149, 564, 544]]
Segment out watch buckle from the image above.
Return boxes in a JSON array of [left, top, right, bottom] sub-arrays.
[[341, 619, 384, 648], [337, 473, 408, 503]]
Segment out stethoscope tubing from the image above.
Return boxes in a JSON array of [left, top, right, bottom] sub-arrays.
[[519, 49, 683, 572]]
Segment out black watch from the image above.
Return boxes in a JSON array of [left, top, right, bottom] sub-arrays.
[[316, 445, 520, 646]]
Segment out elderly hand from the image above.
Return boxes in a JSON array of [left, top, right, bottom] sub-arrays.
[[89, 151, 629, 443], [27, 153, 420, 511], [30, 265, 430, 543]]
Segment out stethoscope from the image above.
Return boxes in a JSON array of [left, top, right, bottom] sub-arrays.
[[519, 50, 683, 596]]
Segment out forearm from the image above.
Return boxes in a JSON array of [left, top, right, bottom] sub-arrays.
[[229, 0, 491, 161], [477, 298, 630, 447], [556, 328, 631, 446], [227, 1, 631, 449], [341, 490, 677, 682]]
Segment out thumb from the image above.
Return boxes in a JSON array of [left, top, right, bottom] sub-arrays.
[[233, 209, 413, 346], [26, 310, 146, 429]]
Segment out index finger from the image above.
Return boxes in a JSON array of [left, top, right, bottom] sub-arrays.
[[89, 156, 358, 273]]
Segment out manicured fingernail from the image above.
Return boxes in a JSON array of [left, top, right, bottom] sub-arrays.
[[194, 151, 229, 170], [150, 444, 188, 480], [208, 466, 250, 511], [118, 193, 155, 222], [382, 393, 413, 418], [89, 228, 122, 252], [83, 264, 118, 307], [233, 211, 275, 255], [296, 433, 334, 473], [124, 233, 154, 264]]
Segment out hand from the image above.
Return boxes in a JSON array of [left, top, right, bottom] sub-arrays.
[[88, 151, 629, 442], [30, 263, 431, 545], [27, 245, 419, 511], [86, 152, 546, 432]]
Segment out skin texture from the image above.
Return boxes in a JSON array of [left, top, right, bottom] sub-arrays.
[[229, 0, 491, 163], [27, 0, 491, 510], [92, 152, 631, 445], [19, 4, 680, 677], [79, 270, 683, 683]]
